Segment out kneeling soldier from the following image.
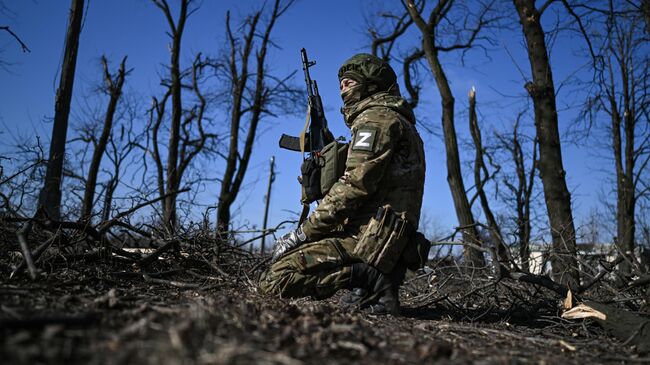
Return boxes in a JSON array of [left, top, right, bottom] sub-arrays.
[[260, 53, 426, 315]]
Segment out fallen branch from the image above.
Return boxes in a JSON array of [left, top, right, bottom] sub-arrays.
[[10, 230, 60, 279], [16, 220, 37, 279], [628, 274, 650, 289], [142, 274, 200, 289], [138, 239, 179, 267], [501, 267, 569, 298]]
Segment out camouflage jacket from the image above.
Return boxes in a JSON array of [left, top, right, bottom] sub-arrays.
[[301, 92, 426, 240]]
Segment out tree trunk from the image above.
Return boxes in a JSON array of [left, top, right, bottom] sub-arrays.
[[38, 0, 84, 220], [101, 176, 118, 222], [513, 0, 579, 289], [163, 1, 188, 233], [518, 135, 537, 273], [469, 88, 510, 264], [403, 0, 485, 267], [609, 57, 636, 276], [424, 41, 485, 267], [81, 56, 127, 222], [216, 1, 285, 237], [216, 199, 231, 235]]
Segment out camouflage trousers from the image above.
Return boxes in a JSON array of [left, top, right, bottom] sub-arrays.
[[259, 234, 362, 299]]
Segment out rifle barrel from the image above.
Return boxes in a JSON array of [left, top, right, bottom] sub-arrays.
[[301, 48, 314, 97]]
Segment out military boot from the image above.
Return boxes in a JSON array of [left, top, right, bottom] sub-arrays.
[[339, 287, 368, 309], [348, 262, 401, 315]]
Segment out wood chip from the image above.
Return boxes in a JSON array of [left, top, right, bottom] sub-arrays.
[[563, 289, 573, 310], [558, 340, 576, 352], [562, 303, 607, 321]]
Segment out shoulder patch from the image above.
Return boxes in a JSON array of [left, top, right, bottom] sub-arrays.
[[352, 126, 378, 152]]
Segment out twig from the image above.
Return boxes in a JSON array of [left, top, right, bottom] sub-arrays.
[[0, 159, 43, 186], [199, 253, 228, 277], [234, 219, 294, 248], [109, 269, 183, 279], [413, 294, 449, 309], [0, 25, 30, 52], [579, 256, 624, 293], [250, 256, 272, 273], [103, 188, 190, 227]]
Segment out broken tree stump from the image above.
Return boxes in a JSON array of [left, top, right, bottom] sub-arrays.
[[563, 301, 650, 353]]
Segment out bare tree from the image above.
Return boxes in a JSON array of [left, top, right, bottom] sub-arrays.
[[402, 0, 504, 267], [512, 0, 579, 289], [0, 139, 45, 216], [38, 0, 84, 220], [101, 105, 143, 222], [583, 1, 650, 276], [153, 0, 188, 233], [149, 0, 217, 233], [496, 113, 538, 272], [215, 0, 298, 234], [80, 56, 129, 222]]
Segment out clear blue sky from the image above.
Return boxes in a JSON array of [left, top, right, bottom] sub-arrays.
[[0, 0, 604, 242]]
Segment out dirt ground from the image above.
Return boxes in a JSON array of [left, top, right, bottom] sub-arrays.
[[1, 238, 649, 365]]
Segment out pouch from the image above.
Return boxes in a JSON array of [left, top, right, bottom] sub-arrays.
[[319, 141, 348, 196], [353, 205, 410, 273], [300, 140, 348, 204], [401, 231, 431, 271], [300, 155, 322, 203]]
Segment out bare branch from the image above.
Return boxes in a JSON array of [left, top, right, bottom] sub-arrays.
[[0, 25, 30, 52]]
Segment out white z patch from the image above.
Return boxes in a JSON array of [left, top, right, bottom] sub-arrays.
[[352, 128, 377, 152], [355, 132, 372, 148]]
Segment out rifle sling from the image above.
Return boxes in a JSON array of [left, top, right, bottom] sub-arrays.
[[298, 203, 310, 225], [299, 103, 311, 155], [278, 104, 314, 153]]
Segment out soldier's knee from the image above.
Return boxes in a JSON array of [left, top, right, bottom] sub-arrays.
[[258, 258, 299, 296]]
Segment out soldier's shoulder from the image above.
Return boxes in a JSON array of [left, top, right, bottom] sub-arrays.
[[353, 105, 402, 130]]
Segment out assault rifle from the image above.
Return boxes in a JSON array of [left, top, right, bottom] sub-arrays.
[[279, 48, 335, 223], [279, 48, 333, 156]]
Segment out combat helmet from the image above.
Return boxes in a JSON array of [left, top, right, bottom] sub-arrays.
[[338, 53, 397, 95]]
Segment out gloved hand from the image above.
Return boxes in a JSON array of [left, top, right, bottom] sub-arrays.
[[271, 225, 307, 262]]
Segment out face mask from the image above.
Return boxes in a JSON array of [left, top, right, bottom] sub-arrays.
[[340, 83, 365, 107]]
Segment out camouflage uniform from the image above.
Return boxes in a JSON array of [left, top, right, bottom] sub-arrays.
[[260, 55, 425, 300]]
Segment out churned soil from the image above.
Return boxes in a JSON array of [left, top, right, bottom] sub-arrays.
[[1, 241, 647, 364]]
